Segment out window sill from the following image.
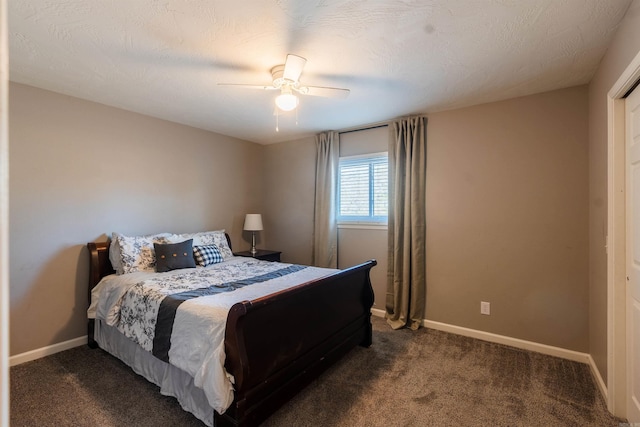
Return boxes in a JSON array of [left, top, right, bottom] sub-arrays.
[[337, 223, 388, 231]]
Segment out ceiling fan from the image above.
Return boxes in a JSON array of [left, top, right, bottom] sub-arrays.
[[218, 54, 350, 112]]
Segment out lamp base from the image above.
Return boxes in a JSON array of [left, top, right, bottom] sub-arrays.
[[250, 232, 257, 255]]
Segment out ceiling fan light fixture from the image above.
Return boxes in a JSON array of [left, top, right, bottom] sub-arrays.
[[219, 54, 349, 115], [275, 92, 298, 111]]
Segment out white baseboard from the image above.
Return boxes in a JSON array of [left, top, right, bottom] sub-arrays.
[[370, 309, 590, 364], [371, 308, 385, 318], [11, 313, 603, 392], [588, 354, 608, 401], [9, 336, 87, 367]]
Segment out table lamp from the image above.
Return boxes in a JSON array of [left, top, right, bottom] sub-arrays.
[[243, 214, 263, 255]]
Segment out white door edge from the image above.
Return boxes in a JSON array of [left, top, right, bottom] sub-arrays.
[[607, 48, 640, 418]]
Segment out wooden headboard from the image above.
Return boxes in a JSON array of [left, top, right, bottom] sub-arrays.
[[87, 241, 114, 294]]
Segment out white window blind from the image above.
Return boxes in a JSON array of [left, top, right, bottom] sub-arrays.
[[338, 153, 388, 223]]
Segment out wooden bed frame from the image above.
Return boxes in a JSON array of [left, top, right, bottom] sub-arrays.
[[87, 236, 377, 427]]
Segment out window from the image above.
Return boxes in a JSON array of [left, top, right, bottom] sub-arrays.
[[338, 152, 388, 224]]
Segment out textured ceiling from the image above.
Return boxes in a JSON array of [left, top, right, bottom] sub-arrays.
[[9, 0, 633, 144]]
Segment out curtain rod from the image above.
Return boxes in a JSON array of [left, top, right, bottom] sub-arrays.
[[337, 114, 427, 135], [338, 123, 389, 135]]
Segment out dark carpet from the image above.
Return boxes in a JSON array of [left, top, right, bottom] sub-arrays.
[[11, 317, 625, 426]]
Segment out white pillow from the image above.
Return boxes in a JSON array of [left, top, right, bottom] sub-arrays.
[[109, 233, 124, 275], [113, 232, 172, 274], [169, 230, 233, 260]]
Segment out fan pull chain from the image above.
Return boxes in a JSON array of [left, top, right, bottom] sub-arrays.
[[275, 109, 279, 132]]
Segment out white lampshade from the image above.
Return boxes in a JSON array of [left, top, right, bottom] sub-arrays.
[[275, 90, 298, 111], [243, 214, 263, 231]]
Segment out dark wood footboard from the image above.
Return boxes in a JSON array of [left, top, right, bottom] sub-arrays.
[[218, 259, 377, 427]]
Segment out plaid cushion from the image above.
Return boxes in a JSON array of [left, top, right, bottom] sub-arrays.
[[193, 244, 224, 267]]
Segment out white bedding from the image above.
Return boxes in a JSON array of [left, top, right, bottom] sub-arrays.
[[88, 256, 337, 414]]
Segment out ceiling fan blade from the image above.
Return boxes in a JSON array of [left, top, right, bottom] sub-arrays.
[[283, 54, 307, 82], [217, 83, 277, 90], [300, 86, 350, 99]]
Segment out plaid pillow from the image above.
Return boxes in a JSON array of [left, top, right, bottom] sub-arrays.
[[193, 244, 224, 267]]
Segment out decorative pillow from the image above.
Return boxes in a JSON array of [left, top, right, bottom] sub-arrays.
[[169, 230, 233, 260], [193, 244, 224, 267], [116, 232, 173, 274], [154, 240, 196, 272]]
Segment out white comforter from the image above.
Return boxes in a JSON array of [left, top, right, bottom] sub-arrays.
[[87, 257, 336, 414]]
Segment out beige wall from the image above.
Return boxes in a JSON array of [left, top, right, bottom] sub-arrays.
[[261, 136, 316, 266], [265, 85, 590, 352], [337, 228, 387, 310], [262, 128, 390, 309], [6, 72, 598, 359], [9, 82, 263, 356], [427, 86, 589, 351], [587, 0, 640, 387], [337, 126, 390, 310]]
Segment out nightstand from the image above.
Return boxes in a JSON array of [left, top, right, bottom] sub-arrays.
[[233, 249, 282, 262]]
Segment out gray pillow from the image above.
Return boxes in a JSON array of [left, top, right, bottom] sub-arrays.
[[154, 239, 196, 272]]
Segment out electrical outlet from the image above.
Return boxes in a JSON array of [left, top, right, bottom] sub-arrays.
[[481, 301, 490, 315]]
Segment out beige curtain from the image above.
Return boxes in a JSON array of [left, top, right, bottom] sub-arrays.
[[312, 131, 339, 268], [386, 116, 427, 330]]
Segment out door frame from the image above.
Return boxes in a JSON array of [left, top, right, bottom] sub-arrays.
[[0, 0, 8, 424], [607, 49, 640, 417]]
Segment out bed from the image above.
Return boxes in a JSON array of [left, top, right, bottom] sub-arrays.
[[87, 231, 377, 427]]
